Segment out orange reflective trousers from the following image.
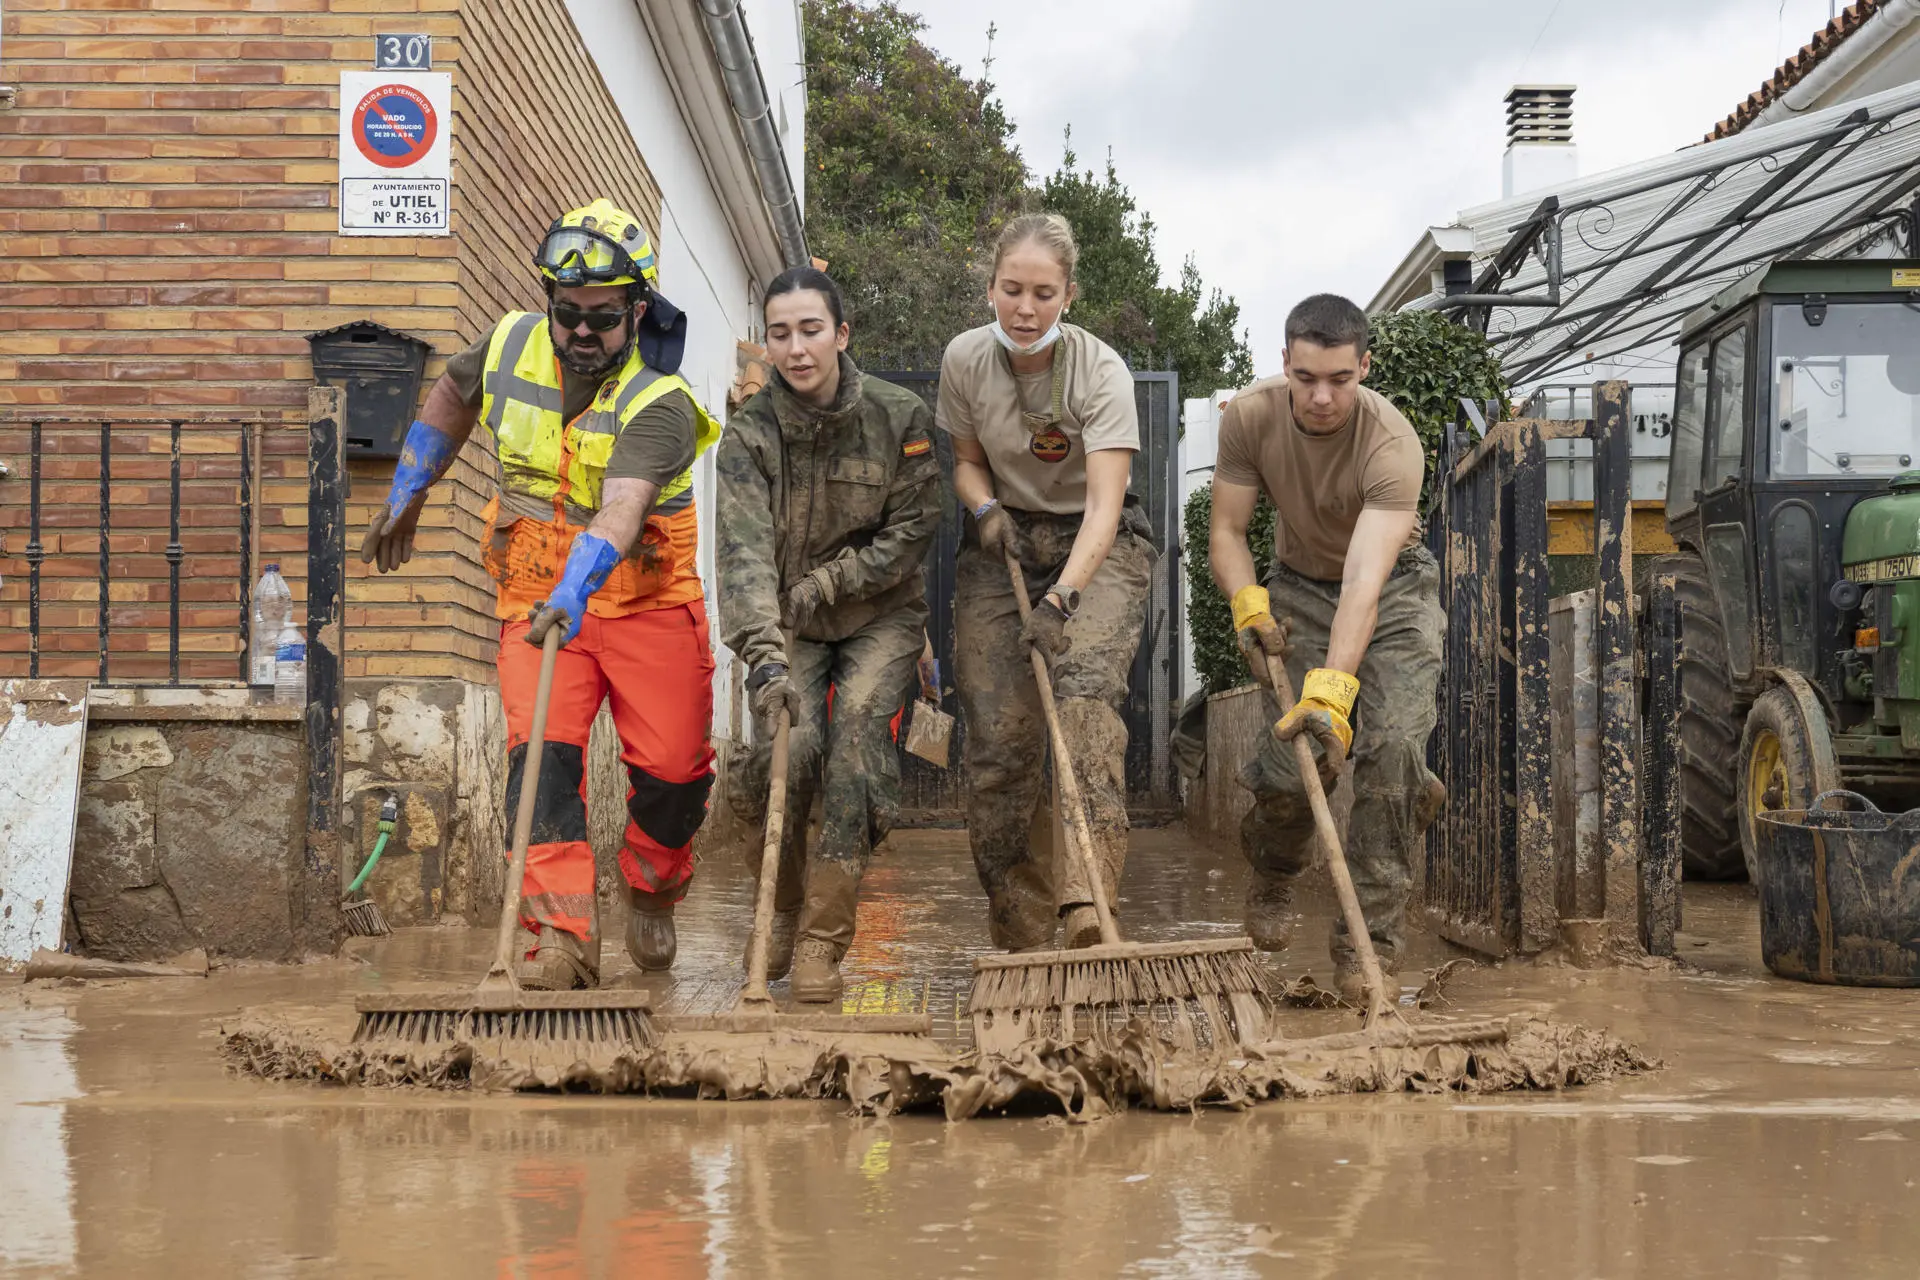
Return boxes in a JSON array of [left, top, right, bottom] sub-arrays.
[[497, 604, 716, 945]]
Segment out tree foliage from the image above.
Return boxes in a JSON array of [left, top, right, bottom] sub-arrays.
[[1183, 312, 1508, 694], [803, 0, 1027, 364], [802, 1, 1251, 392], [1038, 138, 1254, 396], [1363, 309, 1511, 505]]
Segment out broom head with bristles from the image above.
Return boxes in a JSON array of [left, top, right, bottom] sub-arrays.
[[341, 896, 389, 938], [351, 988, 656, 1066], [968, 937, 1272, 1058]]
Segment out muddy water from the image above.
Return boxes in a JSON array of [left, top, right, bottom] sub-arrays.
[[6, 830, 1920, 1277]]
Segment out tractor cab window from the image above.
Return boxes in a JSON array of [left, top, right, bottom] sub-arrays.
[[1771, 301, 1920, 477], [1707, 326, 1750, 487], [1667, 342, 1709, 518]]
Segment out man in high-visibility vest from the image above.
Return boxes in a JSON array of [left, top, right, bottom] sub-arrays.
[[361, 199, 723, 991]]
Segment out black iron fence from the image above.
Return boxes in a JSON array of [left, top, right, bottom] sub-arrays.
[[1426, 381, 1655, 955], [0, 414, 268, 684]]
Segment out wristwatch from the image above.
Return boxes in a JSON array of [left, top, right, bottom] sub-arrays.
[[745, 662, 787, 693], [1046, 585, 1081, 617]]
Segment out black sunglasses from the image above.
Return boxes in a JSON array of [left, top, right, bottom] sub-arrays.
[[551, 300, 629, 333]]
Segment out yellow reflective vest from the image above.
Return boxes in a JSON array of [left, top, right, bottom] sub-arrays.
[[478, 310, 721, 522]]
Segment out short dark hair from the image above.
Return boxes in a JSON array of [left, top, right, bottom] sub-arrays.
[[765, 265, 847, 328], [1284, 293, 1369, 358]]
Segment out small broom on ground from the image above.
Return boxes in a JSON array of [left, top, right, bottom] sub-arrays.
[[349, 627, 656, 1075], [968, 550, 1273, 1058]]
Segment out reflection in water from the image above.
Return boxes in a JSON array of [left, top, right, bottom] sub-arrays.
[[6, 844, 1920, 1276], [0, 1009, 80, 1274]]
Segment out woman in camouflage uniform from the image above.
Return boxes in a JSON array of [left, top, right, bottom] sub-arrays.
[[716, 267, 944, 1002]]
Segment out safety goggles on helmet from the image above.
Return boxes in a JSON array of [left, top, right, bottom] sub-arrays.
[[534, 227, 645, 288]]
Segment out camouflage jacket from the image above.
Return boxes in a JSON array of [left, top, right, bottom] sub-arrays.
[[717, 354, 943, 671]]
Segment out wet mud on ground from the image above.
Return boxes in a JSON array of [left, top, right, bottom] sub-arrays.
[[6, 828, 1920, 1276]]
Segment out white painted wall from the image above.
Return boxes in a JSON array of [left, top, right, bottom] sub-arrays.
[[740, 0, 808, 213], [565, 0, 805, 740]]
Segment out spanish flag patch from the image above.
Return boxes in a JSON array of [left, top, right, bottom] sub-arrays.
[[902, 436, 933, 458]]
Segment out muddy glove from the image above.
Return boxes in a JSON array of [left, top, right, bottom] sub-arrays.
[[1020, 595, 1072, 658], [1276, 667, 1358, 760], [1230, 585, 1291, 688], [973, 498, 1016, 558], [747, 662, 791, 722], [360, 420, 457, 574], [527, 532, 620, 649], [917, 644, 940, 704], [783, 563, 839, 633]]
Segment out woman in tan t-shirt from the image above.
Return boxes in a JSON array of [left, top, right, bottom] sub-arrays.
[[935, 213, 1157, 952]]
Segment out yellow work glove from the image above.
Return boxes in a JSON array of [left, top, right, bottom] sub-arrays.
[[1230, 585, 1290, 688], [1276, 667, 1358, 756]]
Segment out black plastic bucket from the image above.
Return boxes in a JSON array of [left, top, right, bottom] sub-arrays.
[[1753, 790, 1920, 986]]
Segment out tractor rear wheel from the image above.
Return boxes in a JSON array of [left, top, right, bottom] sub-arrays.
[[1738, 680, 1841, 888], [1653, 553, 1748, 880]]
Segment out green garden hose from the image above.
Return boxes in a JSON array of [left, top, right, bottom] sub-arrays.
[[348, 795, 399, 895]]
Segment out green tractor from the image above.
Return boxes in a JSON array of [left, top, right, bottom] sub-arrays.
[[1658, 258, 1920, 881]]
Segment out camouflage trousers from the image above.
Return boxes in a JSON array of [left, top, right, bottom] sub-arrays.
[[1239, 545, 1444, 969], [955, 505, 1156, 950], [729, 603, 924, 951]]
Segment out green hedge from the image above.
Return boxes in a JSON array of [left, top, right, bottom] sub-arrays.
[[1184, 311, 1508, 696]]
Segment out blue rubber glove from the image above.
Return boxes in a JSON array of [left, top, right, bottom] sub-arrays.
[[361, 420, 460, 573], [528, 532, 621, 648]]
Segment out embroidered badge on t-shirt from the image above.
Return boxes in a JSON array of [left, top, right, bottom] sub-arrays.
[[1029, 426, 1071, 463]]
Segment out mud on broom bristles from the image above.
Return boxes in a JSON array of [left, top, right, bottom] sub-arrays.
[[968, 947, 1274, 1056]]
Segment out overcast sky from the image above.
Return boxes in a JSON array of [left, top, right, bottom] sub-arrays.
[[907, 0, 1845, 376]]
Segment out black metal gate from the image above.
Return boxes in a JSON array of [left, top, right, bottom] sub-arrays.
[[1426, 381, 1643, 954], [871, 369, 1182, 822]]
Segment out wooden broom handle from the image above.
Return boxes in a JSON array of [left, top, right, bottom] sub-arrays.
[[741, 711, 792, 1005], [1256, 648, 1396, 1025], [1006, 549, 1121, 947], [491, 625, 563, 979]]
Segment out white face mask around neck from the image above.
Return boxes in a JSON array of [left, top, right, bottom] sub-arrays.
[[989, 319, 1063, 358]]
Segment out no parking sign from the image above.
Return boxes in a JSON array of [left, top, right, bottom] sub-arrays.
[[338, 70, 450, 236]]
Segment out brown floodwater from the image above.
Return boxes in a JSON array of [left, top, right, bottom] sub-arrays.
[[5, 828, 1920, 1277]]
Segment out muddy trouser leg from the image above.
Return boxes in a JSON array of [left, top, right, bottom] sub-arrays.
[[798, 607, 926, 954], [733, 637, 832, 916], [1238, 574, 1330, 905], [1048, 527, 1155, 914], [956, 534, 1054, 950], [1333, 552, 1444, 972]]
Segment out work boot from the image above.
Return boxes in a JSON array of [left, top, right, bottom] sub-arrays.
[[790, 938, 844, 1004], [1244, 872, 1296, 952], [514, 926, 597, 991], [742, 908, 799, 981], [1062, 903, 1105, 950], [1333, 954, 1399, 1007], [623, 882, 678, 972]]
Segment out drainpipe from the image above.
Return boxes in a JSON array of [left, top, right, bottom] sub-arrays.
[[696, 0, 810, 269], [1751, 0, 1920, 126]]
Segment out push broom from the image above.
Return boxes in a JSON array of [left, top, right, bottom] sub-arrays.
[[1251, 647, 1507, 1048], [350, 626, 656, 1072], [653, 682, 931, 1042], [968, 550, 1273, 1058]]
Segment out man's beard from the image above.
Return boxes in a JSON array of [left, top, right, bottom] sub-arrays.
[[557, 330, 630, 380]]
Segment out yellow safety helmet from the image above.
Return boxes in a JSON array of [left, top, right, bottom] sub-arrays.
[[534, 198, 658, 288]]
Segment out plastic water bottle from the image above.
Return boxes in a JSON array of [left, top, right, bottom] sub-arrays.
[[252, 564, 292, 686], [273, 623, 306, 705]]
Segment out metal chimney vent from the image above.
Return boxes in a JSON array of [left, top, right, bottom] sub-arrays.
[[1506, 85, 1575, 146]]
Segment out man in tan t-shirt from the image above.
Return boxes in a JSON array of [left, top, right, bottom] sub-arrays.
[[1209, 293, 1446, 1001]]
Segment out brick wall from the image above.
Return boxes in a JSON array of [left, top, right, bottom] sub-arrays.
[[0, 0, 670, 684]]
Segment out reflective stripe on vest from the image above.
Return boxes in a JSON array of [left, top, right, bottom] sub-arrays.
[[477, 311, 722, 518]]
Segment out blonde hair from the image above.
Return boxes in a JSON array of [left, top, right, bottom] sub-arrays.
[[992, 213, 1078, 284]]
